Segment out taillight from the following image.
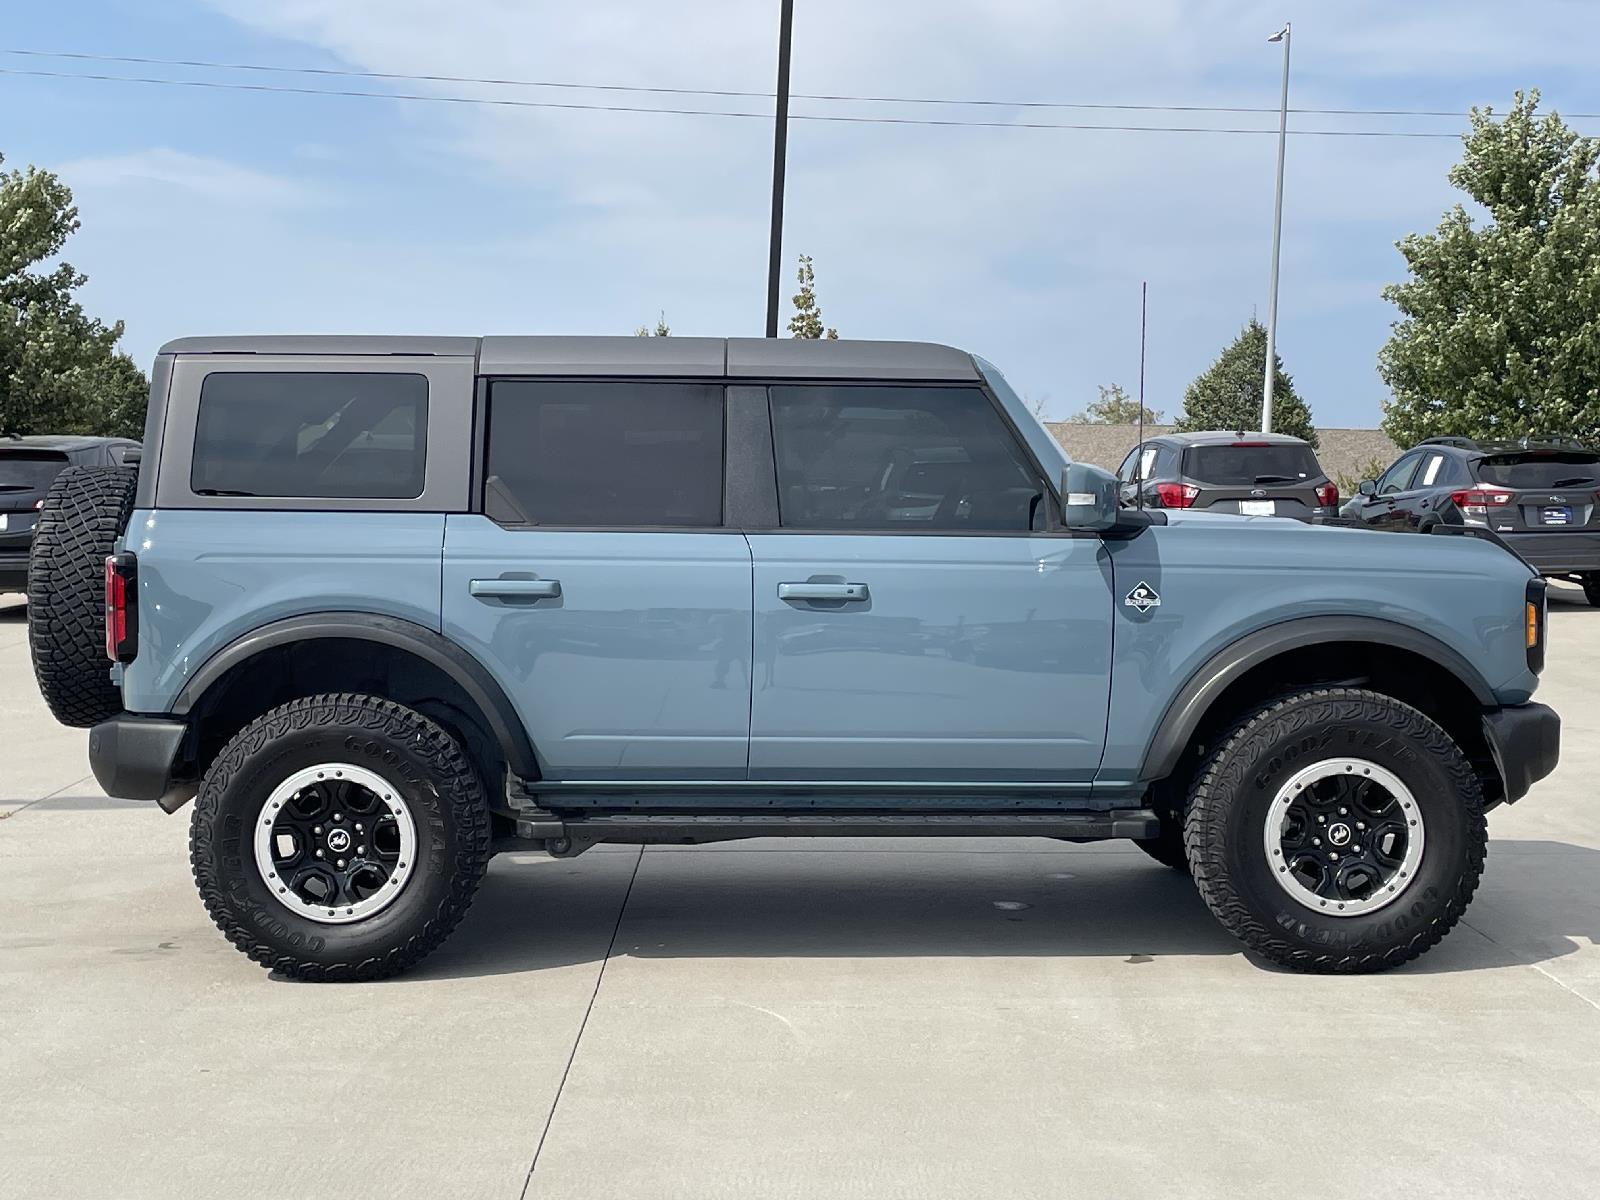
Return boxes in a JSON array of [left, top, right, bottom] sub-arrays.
[[1449, 485, 1514, 517], [1155, 482, 1199, 508], [1316, 482, 1339, 509], [105, 552, 138, 663]]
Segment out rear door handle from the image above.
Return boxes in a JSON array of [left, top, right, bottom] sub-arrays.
[[469, 578, 561, 599], [777, 582, 869, 602]]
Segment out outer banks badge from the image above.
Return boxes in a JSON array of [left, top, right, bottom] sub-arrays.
[[1124, 581, 1161, 614]]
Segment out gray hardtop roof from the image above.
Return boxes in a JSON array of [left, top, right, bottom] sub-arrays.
[[159, 335, 981, 382], [159, 335, 480, 357], [1156, 430, 1314, 447], [0, 433, 136, 451]]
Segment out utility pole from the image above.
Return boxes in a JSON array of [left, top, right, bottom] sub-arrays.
[[1261, 22, 1291, 433], [764, 0, 795, 337]]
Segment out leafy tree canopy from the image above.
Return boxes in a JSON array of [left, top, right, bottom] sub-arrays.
[[1379, 90, 1600, 446], [788, 254, 838, 339], [0, 153, 147, 438], [1067, 383, 1163, 424], [1172, 317, 1317, 446]]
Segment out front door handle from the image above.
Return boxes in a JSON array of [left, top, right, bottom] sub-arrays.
[[777, 582, 869, 602], [469, 578, 561, 600]]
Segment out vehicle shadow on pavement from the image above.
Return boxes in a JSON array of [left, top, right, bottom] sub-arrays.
[[405, 837, 1600, 982], [0, 598, 26, 622]]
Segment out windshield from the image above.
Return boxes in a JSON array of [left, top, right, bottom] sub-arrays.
[[1476, 453, 1600, 489], [973, 356, 1069, 482], [1184, 443, 1321, 486]]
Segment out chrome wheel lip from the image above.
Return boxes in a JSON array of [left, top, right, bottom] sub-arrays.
[[253, 762, 417, 926], [1263, 756, 1425, 918]]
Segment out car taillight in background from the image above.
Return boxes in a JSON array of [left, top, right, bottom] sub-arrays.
[[1316, 482, 1339, 508], [1155, 482, 1199, 508], [1449, 485, 1515, 517], [105, 552, 138, 663]]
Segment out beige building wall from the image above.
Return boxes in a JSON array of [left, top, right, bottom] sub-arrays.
[[1046, 422, 1402, 487]]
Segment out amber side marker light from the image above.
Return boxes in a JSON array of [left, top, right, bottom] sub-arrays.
[[1527, 602, 1539, 648]]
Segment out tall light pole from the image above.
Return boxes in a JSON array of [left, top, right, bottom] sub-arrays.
[[764, 0, 795, 338], [1261, 22, 1291, 433]]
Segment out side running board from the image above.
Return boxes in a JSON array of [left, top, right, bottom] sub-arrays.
[[510, 809, 1160, 857]]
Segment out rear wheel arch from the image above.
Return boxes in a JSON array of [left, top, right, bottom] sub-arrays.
[[1141, 617, 1500, 802], [175, 613, 540, 788]]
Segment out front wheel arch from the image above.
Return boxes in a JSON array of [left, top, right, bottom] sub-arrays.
[[1140, 619, 1498, 794]]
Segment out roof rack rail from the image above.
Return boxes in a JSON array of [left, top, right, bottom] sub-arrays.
[[1418, 436, 1479, 449]]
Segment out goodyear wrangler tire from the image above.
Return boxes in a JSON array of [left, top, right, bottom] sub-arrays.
[[190, 694, 492, 981], [27, 465, 138, 727], [1184, 687, 1486, 973]]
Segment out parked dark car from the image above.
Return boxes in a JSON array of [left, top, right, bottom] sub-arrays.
[[0, 435, 141, 592], [1114, 430, 1338, 521], [1345, 436, 1600, 604]]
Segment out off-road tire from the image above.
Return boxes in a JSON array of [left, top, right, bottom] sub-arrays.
[[27, 465, 138, 727], [1580, 572, 1600, 609], [1185, 687, 1486, 973], [190, 694, 492, 981]]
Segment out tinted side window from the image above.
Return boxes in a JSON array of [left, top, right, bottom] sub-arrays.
[[1116, 448, 1140, 482], [191, 373, 427, 499], [1416, 452, 1448, 489], [769, 385, 1043, 532], [1378, 453, 1422, 495], [483, 381, 723, 527]]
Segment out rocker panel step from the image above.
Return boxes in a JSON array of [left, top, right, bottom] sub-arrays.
[[515, 809, 1159, 847]]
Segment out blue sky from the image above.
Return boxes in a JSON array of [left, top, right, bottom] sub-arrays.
[[5, 0, 1600, 426]]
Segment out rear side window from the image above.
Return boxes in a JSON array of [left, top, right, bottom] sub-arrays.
[[0, 450, 70, 496], [768, 385, 1044, 531], [1475, 453, 1600, 489], [1183, 443, 1322, 486], [483, 381, 723, 527], [191, 373, 428, 498]]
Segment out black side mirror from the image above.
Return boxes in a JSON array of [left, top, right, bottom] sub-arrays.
[[1358, 479, 1377, 497]]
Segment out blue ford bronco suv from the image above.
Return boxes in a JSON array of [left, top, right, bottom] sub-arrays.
[[27, 336, 1559, 980]]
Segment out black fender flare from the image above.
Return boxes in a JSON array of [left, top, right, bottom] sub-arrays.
[[1138, 615, 1496, 782], [173, 612, 540, 779]]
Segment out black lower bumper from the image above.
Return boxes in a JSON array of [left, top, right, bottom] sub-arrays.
[[88, 714, 195, 813], [1482, 702, 1560, 803], [0, 549, 27, 592], [1502, 532, 1600, 575]]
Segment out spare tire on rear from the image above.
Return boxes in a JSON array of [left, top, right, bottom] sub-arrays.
[[27, 465, 139, 728]]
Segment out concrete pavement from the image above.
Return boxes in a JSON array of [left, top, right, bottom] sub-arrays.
[[2, 588, 1598, 1199]]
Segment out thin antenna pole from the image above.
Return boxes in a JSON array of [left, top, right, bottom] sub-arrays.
[[1261, 22, 1291, 432], [1137, 280, 1148, 510], [764, 0, 795, 337]]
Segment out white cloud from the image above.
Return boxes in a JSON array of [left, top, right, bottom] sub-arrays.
[[58, 148, 319, 209], [161, 1, 1600, 424]]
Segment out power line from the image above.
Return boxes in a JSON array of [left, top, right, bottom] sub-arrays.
[[0, 65, 1471, 137], [8, 46, 1584, 121]]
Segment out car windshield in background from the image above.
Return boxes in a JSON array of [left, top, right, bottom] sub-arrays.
[[1183, 443, 1321, 485], [1476, 453, 1600, 489], [0, 450, 70, 494]]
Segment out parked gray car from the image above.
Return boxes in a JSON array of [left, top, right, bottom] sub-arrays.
[[28, 336, 1558, 980], [0, 434, 139, 591], [1115, 430, 1339, 520]]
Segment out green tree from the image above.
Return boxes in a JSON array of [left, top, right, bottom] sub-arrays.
[[1067, 383, 1163, 424], [1172, 318, 1317, 446], [788, 254, 838, 339], [0, 154, 147, 438], [633, 311, 670, 337], [1379, 91, 1600, 445]]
